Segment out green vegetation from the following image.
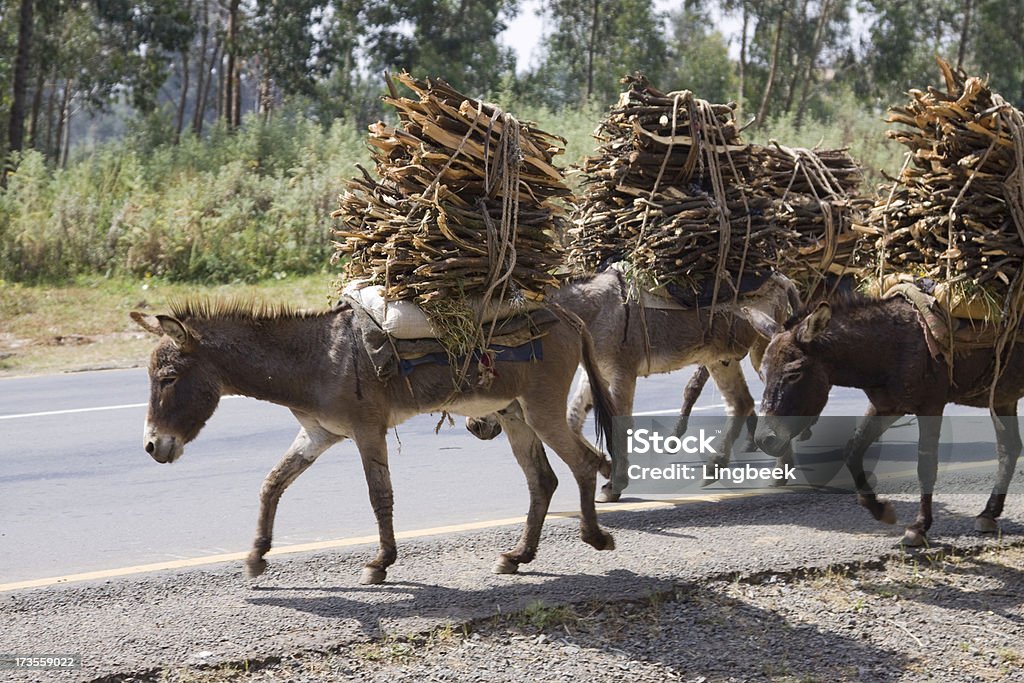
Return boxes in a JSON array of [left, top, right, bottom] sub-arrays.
[[0, 115, 364, 282], [0, 101, 905, 285]]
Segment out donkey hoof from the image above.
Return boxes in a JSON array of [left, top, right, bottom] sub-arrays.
[[880, 502, 897, 525], [901, 528, 927, 547], [770, 476, 789, 488], [359, 567, 388, 585], [740, 437, 758, 453], [597, 484, 621, 503], [585, 530, 615, 551], [493, 555, 520, 574], [975, 515, 999, 534], [245, 557, 268, 578]]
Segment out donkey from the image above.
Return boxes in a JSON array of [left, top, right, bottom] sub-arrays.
[[468, 270, 800, 500], [131, 298, 619, 584], [748, 294, 1024, 546]]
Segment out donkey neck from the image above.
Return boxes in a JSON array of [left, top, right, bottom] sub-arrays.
[[189, 311, 345, 409], [812, 300, 913, 390]]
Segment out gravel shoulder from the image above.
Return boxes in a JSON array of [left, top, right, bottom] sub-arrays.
[[3, 490, 1024, 683], [198, 544, 1024, 683]]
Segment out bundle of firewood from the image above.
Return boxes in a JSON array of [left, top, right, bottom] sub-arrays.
[[856, 58, 1024, 314], [568, 75, 775, 300], [333, 73, 570, 307], [568, 74, 863, 300], [751, 143, 869, 277]]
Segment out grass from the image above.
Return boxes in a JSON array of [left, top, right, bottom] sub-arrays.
[[516, 600, 582, 632], [0, 272, 337, 377]]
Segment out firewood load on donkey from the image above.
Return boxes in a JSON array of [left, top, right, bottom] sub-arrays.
[[467, 75, 861, 501]]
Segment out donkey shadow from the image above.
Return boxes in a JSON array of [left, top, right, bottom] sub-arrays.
[[247, 567, 908, 682]]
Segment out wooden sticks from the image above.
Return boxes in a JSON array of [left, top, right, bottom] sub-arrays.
[[332, 72, 568, 306], [568, 74, 863, 303], [860, 58, 1024, 311]]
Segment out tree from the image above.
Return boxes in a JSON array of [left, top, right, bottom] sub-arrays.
[[6, 0, 33, 160], [854, 0, 961, 104], [250, 0, 332, 119], [971, 0, 1024, 105], [665, 3, 738, 104], [351, 0, 519, 97], [525, 0, 670, 107]]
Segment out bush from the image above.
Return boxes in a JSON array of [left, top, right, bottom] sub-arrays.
[[0, 112, 369, 283]]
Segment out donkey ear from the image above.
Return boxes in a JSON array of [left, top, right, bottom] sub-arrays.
[[796, 302, 831, 344], [130, 311, 164, 337], [156, 315, 194, 349], [743, 306, 781, 340]]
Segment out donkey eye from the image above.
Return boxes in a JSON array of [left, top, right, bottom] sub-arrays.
[[159, 376, 178, 389]]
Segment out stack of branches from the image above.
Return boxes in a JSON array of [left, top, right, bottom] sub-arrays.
[[856, 58, 1024, 314], [568, 74, 777, 304], [333, 72, 570, 310], [569, 74, 863, 303], [750, 142, 871, 279]]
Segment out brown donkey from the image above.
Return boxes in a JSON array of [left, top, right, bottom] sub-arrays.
[[469, 270, 799, 500], [749, 295, 1024, 546], [131, 299, 619, 584]]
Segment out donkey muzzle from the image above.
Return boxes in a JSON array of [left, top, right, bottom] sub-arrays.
[[144, 421, 184, 463]]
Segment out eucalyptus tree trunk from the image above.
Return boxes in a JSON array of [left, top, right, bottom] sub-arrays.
[[957, 0, 974, 70], [755, 1, 788, 126], [6, 0, 34, 180]]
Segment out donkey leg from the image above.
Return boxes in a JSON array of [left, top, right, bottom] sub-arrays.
[[703, 360, 755, 478], [466, 414, 503, 440], [492, 404, 559, 574], [568, 369, 623, 502], [567, 372, 594, 435], [904, 415, 942, 547], [977, 402, 1021, 533], [353, 425, 397, 585], [600, 373, 636, 502], [846, 407, 901, 524], [526, 414, 614, 552], [248, 425, 341, 577], [673, 365, 710, 438]]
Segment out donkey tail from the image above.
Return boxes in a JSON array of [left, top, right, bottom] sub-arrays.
[[548, 303, 618, 452], [579, 317, 617, 452]]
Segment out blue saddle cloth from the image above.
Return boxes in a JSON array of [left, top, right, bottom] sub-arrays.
[[399, 339, 543, 377]]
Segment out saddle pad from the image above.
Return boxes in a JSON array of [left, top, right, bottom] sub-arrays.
[[342, 281, 544, 340], [351, 304, 559, 381], [884, 282, 1024, 364]]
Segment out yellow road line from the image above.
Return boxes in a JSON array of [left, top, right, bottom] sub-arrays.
[[0, 491, 759, 593]]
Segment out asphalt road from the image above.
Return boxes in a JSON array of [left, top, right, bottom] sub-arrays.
[[0, 361, 999, 588]]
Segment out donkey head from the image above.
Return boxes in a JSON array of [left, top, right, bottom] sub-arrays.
[[131, 312, 222, 463], [745, 302, 833, 457]]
